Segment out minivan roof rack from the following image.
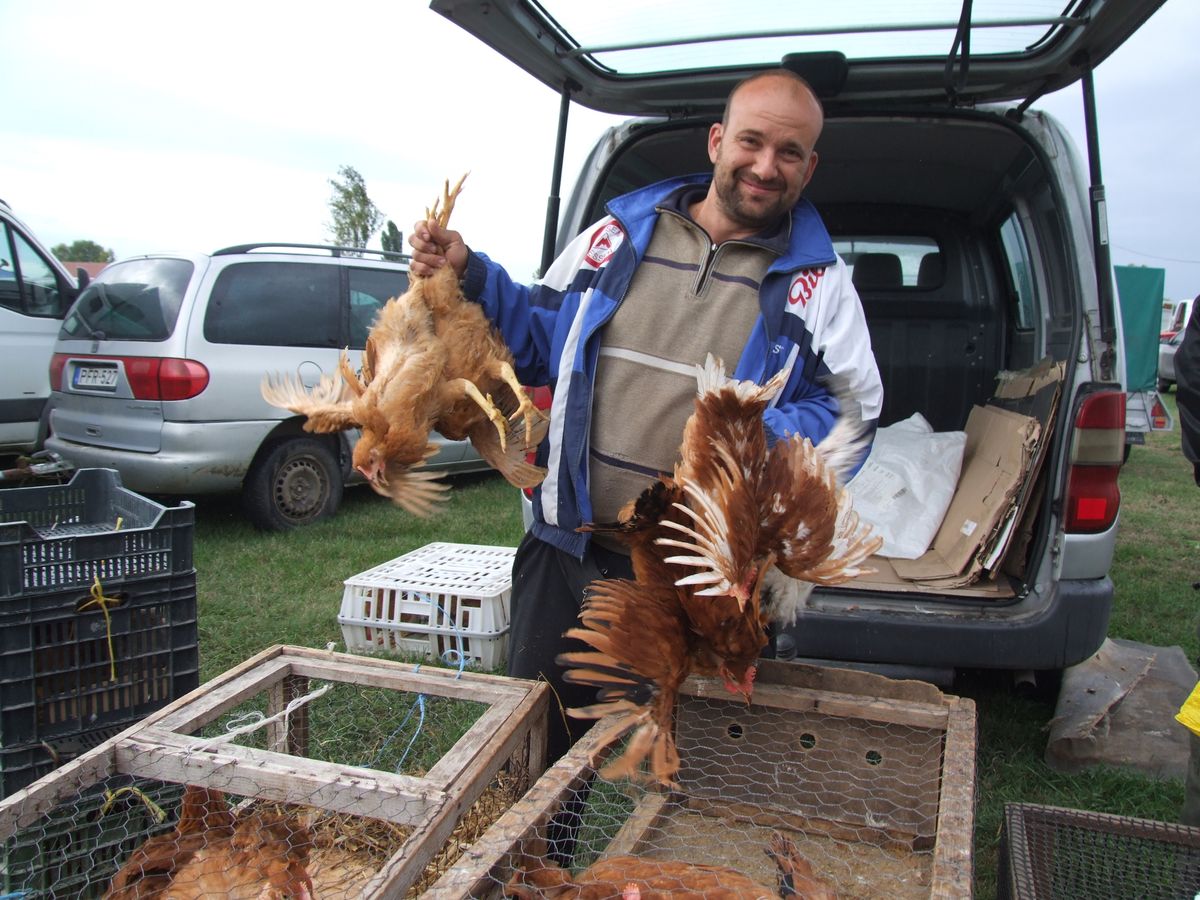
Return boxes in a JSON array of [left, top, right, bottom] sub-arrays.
[[212, 242, 411, 262]]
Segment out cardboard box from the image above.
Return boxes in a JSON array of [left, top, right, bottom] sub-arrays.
[[889, 359, 1065, 588]]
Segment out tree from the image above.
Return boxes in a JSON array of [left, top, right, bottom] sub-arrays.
[[51, 240, 114, 263], [327, 165, 383, 251], [381, 220, 403, 256]]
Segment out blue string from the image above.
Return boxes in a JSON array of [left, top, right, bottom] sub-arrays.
[[363, 590, 468, 771]]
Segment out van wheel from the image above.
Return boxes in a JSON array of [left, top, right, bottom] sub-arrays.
[[243, 437, 343, 530]]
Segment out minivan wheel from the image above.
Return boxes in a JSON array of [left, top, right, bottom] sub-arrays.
[[243, 437, 343, 530]]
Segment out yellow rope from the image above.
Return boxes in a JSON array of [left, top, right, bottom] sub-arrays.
[[99, 785, 168, 823], [79, 575, 118, 683]]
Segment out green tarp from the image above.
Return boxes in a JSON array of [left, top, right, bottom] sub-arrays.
[[1115, 265, 1165, 392]]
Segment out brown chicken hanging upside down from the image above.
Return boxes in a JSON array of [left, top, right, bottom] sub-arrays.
[[262, 174, 548, 516], [559, 355, 881, 788]]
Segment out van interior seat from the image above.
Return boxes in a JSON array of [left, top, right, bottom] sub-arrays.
[[918, 252, 945, 287], [852, 252, 903, 290]]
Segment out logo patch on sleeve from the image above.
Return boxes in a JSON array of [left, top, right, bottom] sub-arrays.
[[585, 221, 625, 268], [787, 267, 828, 308]]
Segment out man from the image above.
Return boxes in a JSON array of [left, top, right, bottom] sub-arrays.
[[410, 69, 883, 764], [1177, 298, 1199, 486]]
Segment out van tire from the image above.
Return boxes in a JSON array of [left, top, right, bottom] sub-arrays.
[[243, 436, 343, 531]]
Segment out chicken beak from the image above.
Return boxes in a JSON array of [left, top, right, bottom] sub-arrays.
[[720, 664, 756, 703]]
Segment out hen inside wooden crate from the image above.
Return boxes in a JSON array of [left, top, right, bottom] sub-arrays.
[[0, 646, 548, 898], [436, 661, 977, 899]]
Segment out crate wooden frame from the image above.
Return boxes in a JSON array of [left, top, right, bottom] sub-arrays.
[[430, 660, 976, 899], [0, 644, 548, 898]]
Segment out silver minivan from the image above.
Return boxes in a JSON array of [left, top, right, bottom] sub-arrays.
[[438, 0, 1164, 686], [46, 245, 485, 529]]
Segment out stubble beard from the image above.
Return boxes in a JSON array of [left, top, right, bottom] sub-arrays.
[[713, 166, 798, 234]]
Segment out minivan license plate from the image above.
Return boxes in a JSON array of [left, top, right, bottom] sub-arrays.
[[74, 366, 118, 389]]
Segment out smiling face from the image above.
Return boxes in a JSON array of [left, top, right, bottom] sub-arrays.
[[701, 74, 823, 242]]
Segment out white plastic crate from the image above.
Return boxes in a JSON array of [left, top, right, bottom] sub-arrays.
[[338, 542, 515, 669]]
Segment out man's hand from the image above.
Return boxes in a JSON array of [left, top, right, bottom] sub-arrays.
[[409, 219, 468, 279]]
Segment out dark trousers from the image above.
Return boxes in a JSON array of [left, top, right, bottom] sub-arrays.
[[506, 530, 634, 765], [506, 531, 633, 867]]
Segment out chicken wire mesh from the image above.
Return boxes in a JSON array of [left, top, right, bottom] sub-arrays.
[[0, 646, 548, 899], [431, 660, 976, 899], [999, 802, 1200, 900]]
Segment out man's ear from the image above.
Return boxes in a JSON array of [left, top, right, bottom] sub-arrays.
[[801, 151, 820, 191], [707, 122, 724, 164]]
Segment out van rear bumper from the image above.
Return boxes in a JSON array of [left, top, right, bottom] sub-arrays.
[[781, 576, 1113, 672], [46, 420, 274, 494]]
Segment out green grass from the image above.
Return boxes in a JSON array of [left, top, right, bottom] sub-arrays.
[[193, 471, 524, 679], [184, 399, 1199, 897]]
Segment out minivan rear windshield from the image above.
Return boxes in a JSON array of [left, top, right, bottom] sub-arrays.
[[60, 258, 193, 341]]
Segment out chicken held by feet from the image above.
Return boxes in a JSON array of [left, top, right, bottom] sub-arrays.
[[559, 355, 879, 787], [261, 174, 549, 516]]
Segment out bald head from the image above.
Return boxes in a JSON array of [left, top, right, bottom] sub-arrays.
[[722, 70, 825, 136], [690, 70, 824, 243]]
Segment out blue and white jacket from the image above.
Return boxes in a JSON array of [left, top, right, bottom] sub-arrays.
[[461, 174, 883, 558]]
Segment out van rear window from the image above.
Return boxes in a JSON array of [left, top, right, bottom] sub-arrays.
[[60, 258, 193, 341], [834, 237, 942, 290]]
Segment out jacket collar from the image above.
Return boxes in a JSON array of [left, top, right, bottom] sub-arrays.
[[606, 174, 836, 271]]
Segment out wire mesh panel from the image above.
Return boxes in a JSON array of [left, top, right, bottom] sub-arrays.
[[432, 660, 977, 898], [0, 645, 547, 898], [1000, 803, 1200, 900]]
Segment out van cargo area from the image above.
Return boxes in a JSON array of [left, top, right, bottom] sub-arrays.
[[561, 109, 1120, 673]]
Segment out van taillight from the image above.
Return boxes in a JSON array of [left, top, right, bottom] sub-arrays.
[[49, 353, 68, 390], [157, 358, 210, 400], [125, 357, 210, 400], [1064, 390, 1125, 534]]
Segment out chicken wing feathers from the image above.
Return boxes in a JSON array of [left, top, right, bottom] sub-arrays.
[[557, 577, 690, 786], [260, 370, 359, 432]]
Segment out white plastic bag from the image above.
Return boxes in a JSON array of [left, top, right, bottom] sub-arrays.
[[847, 413, 967, 559]]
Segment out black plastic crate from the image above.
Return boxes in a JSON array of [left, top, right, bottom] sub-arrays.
[[1000, 802, 1200, 900], [0, 571, 199, 786], [0, 725, 126, 802], [1, 774, 183, 898], [0, 468, 194, 599]]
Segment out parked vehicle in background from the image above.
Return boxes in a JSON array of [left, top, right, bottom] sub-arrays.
[[45, 244, 487, 529], [0, 200, 84, 454], [442, 0, 1165, 687], [1160, 330, 1184, 391], [1116, 265, 1173, 455], [1162, 296, 1193, 340]]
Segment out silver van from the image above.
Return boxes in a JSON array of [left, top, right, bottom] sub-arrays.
[[0, 200, 82, 453], [438, 0, 1163, 686], [46, 245, 485, 529]]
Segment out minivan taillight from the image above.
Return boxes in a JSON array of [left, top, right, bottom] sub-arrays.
[[124, 357, 210, 400], [156, 358, 210, 400], [1064, 389, 1125, 534]]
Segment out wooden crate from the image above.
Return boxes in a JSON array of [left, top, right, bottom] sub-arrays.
[[431, 660, 976, 898], [0, 645, 547, 898]]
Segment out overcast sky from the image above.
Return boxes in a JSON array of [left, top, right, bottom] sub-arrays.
[[2, 1, 1197, 300]]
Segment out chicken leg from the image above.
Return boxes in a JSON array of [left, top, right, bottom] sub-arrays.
[[445, 378, 511, 451], [492, 359, 548, 450]]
